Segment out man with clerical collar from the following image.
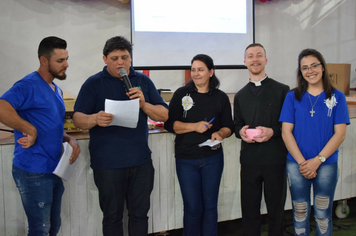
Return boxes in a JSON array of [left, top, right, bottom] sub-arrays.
[[234, 43, 290, 236]]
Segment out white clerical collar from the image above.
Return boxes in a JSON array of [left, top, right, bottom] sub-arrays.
[[249, 75, 268, 86]]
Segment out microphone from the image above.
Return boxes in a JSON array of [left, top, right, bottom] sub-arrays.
[[119, 68, 132, 92]]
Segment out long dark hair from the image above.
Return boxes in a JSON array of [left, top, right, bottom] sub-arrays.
[[293, 48, 334, 101], [186, 54, 220, 94]]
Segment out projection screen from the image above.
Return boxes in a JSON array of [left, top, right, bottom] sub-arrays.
[[130, 0, 255, 69]]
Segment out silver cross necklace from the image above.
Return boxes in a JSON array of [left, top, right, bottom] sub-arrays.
[[308, 93, 321, 117]]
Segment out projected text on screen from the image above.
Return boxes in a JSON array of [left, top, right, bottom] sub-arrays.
[[134, 0, 246, 34], [131, 0, 254, 68]]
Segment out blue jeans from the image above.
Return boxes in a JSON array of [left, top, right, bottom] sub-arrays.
[[93, 160, 154, 236], [12, 164, 64, 236], [176, 152, 224, 236], [286, 159, 338, 236]]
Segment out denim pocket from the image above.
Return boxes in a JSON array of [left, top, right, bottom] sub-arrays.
[[26, 171, 46, 179]]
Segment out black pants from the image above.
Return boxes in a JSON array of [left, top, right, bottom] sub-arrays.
[[93, 160, 154, 236], [241, 164, 286, 236]]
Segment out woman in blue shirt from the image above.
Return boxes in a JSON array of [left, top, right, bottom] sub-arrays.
[[279, 48, 350, 236]]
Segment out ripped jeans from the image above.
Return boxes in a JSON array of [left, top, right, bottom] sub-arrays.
[[286, 159, 338, 236], [12, 164, 64, 236]]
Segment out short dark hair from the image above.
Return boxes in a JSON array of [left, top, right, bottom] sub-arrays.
[[38, 36, 67, 59], [103, 36, 133, 57], [293, 48, 334, 101], [186, 54, 220, 94], [244, 43, 266, 58]]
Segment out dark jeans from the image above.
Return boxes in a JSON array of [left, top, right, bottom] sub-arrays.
[[12, 164, 64, 236], [93, 160, 154, 236], [176, 152, 224, 236], [241, 164, 286, 236]]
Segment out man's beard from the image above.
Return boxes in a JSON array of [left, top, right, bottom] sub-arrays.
[[49, 65, 67, 80], [249, 65, 264, 76]]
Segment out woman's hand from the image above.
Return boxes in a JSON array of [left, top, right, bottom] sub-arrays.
[[211, 132, 223, 142], [299, 157, 321, 179], [194, 121, 212, 133]]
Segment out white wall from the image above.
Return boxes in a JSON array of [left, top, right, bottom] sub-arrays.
[[0, 0, 131, 97], [255, 0, 356, 89], [0, 0, 355, 97]]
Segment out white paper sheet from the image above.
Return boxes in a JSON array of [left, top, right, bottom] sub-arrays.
[[53, 142, 78, 181], [105, 98, 139, 128], [198, 139, 222, 147]]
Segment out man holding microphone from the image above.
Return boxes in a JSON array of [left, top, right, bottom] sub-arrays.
[[73, 36, 168, 236]]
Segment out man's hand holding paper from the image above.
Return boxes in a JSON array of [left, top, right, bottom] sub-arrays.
[[96, 111, 114, 127], [105, 98, 140, 128]]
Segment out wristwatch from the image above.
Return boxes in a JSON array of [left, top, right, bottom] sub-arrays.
[[318, 154, 326, 163]]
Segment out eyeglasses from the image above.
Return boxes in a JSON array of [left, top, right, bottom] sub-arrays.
[[300, 63, 322, 72]]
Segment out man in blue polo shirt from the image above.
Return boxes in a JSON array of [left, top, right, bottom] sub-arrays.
[[73, 36, 168, 236], [0, 36, 80, 236]]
